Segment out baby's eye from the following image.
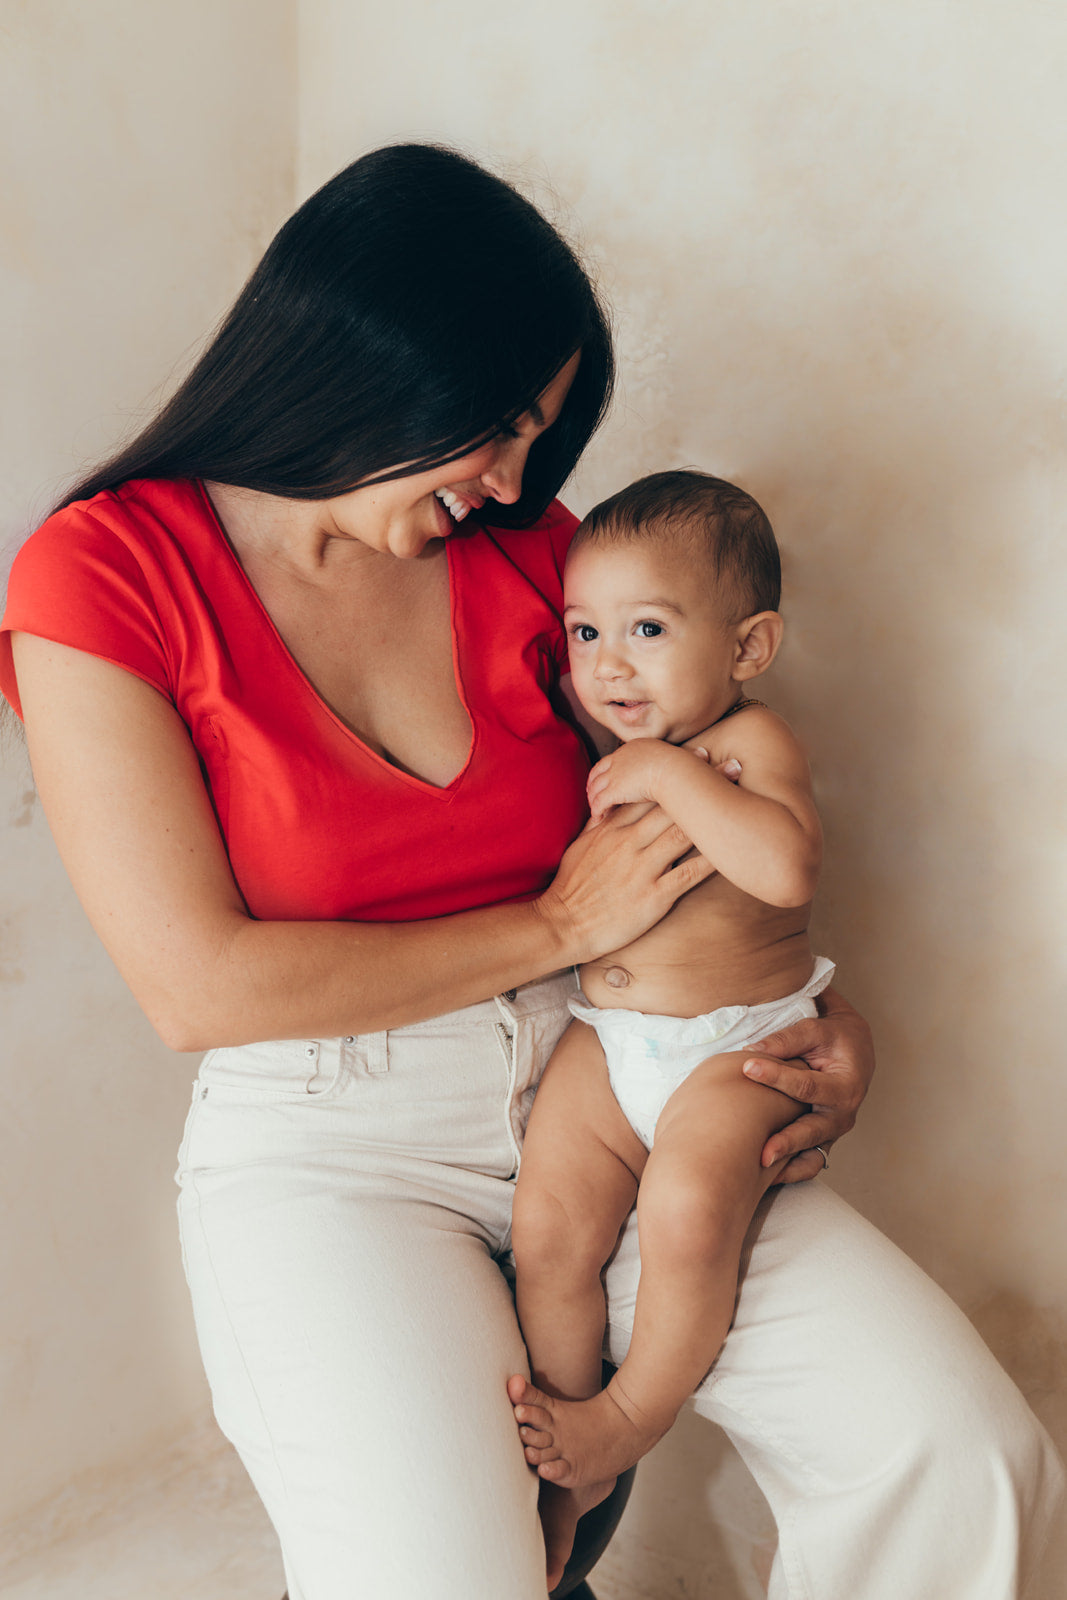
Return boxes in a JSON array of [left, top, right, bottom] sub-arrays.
[[635, 621, 664, 638], [571, 624, 599, 643]]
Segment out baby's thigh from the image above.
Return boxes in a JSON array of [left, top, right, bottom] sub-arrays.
[[515, 1020, 645, 1265], [644, 1053, 802, 1239], [181, 1172, 546, 1600]]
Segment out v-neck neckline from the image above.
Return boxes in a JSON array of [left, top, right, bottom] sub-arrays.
[[196, 481, 477, 795]]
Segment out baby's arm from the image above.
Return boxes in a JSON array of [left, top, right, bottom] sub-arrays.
[[586, 709, 821, 907]]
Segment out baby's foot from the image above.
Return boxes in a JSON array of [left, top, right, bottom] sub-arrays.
[[507, 1373, 668, 1489], [537, 1478, 615, 1593]]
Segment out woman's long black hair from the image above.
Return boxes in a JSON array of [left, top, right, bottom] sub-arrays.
[[59, 144, 614, 526]]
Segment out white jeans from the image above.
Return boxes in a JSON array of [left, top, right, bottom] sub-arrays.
[[175, 975, 1062, 1600]]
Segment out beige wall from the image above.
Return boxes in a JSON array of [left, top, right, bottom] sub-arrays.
[[299, 1, 1067, 1591], [0, 0, 296, 1531]]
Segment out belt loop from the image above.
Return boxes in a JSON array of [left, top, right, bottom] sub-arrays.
[[366, 1031, 389, 1075]]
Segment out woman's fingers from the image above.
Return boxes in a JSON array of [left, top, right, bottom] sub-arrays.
[[543, 801, 711, 961], [744, 999, 875, 1173], [753, 996, 874, 1087], [757, 1103, 840, 1166], [772, 1147, 829, 1185], [657, 848, 714, 898], [743, 1009, 872, 1119], [742, 1051, 837, 1107]]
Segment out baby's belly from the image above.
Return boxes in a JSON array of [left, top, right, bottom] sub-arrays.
[[579, 878, 815, 1017]]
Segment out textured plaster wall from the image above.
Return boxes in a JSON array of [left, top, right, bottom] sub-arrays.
[[0, 0, 296, 1532], [299, 2, 1067, 1593]]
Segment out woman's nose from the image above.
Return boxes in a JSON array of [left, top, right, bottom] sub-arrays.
[[480, 438, 527, 505]]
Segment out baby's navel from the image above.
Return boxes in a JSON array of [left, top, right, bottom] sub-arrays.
[[604, 966, 632, 990]]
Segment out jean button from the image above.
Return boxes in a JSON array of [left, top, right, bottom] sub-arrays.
[[503, 989, 517, 1002]]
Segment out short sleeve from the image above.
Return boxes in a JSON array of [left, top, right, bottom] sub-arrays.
[[0, 503, 173, 719], [478, 498, 578, 674], [530, 499, 579, 671]]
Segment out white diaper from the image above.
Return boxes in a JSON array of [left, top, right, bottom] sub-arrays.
[[568, 956, 836, 1148]]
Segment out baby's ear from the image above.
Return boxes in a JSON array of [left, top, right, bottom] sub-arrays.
[[733, 611, 783, 680]]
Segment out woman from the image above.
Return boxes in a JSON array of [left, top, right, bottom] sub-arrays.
[[0, 145, 1060, 1599]]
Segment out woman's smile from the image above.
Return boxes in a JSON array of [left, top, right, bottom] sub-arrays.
[[434, 486, 484, 523], [327, 352, 581, 560]]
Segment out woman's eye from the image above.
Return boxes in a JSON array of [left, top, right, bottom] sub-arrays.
[[636, 621, 664, 638], [573, 624, 598, 643]]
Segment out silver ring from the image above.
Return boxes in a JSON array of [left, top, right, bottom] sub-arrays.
[[814, 1144, 830, 1171]]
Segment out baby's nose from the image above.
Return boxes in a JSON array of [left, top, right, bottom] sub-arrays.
[[593, 647, 630, 679]]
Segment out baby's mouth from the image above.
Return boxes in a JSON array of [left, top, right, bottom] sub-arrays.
[[609, 699, 650, 718]]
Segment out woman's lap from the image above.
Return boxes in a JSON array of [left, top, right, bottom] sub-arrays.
[[604, 1179, 1064, 1599], [175, 992, 1063, 1599], [175, 988, 575, 1600], [180, 1168, 545, 1599]]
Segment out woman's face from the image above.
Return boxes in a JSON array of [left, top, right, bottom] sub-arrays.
[[326, 352, 581, 559]]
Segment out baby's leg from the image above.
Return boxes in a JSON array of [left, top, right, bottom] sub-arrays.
[[512, 1019, 645, 1401], [509, 1020, 645, 1587], [517, 1053, 800, 1490]]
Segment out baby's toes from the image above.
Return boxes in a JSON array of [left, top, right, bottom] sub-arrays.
[[523, 1440, 562, 1465], [519, 1423, 552, 1449], [513, 1401, 553, 1432], [536, 1458, 573, 1485]]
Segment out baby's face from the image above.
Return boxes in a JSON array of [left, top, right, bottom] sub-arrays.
[[564, 539, 742, 745]]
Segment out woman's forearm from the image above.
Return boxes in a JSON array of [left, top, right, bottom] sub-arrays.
[[155, 793, 713, 1047], [156, 897, 570, 1050]]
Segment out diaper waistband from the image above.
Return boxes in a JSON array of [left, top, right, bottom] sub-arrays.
[[569, 955, 836, 1045]]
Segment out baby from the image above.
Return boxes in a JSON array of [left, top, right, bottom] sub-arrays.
[[507, 469, 833, 1586]]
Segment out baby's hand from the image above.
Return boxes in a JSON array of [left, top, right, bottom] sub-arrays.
[[587, 739, 670, 820], [587, 743, 742, 822]]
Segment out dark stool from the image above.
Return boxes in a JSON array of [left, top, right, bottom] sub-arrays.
[[549, 1463, 637, 1598], [277, 1463, 635, 1600]]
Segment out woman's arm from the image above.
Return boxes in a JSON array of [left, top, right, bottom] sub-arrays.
[[742, 987, 876, 1181], [13, 635, 711, 1050]]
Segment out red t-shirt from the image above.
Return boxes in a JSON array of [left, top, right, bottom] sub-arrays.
[[0, 479, 590, 922]]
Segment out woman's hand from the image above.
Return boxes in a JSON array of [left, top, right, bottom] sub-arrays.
[[536, 802, 714, 964], [741, 987, 874, 1181]]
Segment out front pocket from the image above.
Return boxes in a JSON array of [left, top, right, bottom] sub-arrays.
[[198, 1038, 339, 1098]]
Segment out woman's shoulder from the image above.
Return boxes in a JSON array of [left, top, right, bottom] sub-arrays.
[[1, 480, 219, 716], [473, 497, 578, 588], [22, 477, 209, 556]]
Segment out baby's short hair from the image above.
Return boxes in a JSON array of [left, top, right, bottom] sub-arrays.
[[571, 470, 781, 617]]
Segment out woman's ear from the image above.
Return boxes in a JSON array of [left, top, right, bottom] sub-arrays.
[[732, 611, 784, 681]]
